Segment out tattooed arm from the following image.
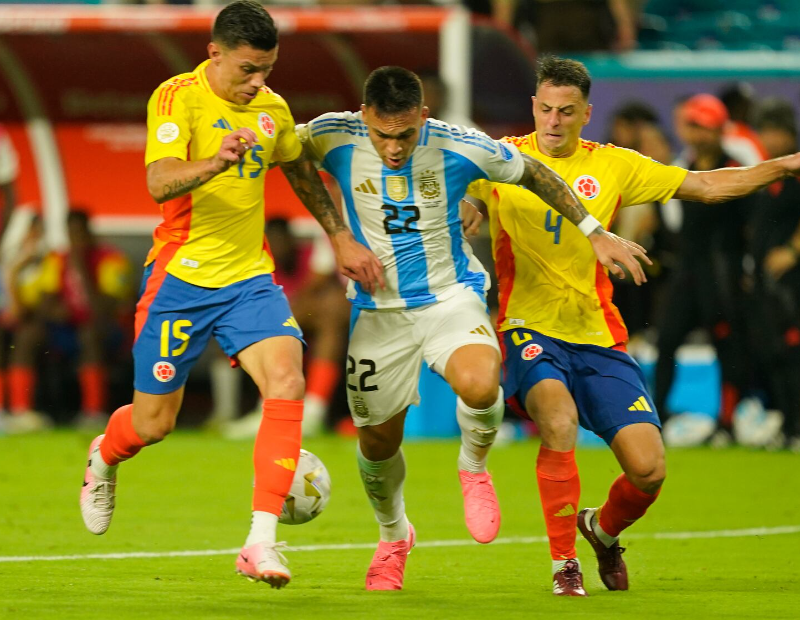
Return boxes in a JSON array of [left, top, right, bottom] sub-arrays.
[[146, 128, 257, 203], [518, 154, 598, 231], [516, 153, 652, 285], [279, 148, 384, 293]]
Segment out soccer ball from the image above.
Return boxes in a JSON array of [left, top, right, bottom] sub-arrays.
[[279, 449, 331, 525]]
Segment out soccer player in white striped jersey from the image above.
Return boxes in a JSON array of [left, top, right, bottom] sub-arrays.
[[296, 66, 648, 591]]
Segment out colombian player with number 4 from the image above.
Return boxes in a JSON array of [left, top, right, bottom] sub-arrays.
[[298, 66, 649, 591], [468, 56, 800, 596], [78, 1, 382, 589]]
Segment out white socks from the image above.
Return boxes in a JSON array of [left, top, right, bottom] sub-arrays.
[[456, 387, 505, 473], [245, 511, 278, 547], [553, 558, 581, 574], [592, 510, 619, 547], [90, 444, 117, 480], [357, 443, 409, 542]]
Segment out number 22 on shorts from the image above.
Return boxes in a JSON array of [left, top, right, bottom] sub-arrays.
[[160, 320, 192, 357]]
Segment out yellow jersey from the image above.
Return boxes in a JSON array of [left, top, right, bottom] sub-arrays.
[[144, 60, 303, 288], [468, 133, 687, 348]]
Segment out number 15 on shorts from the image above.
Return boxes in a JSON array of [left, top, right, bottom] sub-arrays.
[[160, 320, 192, 357]]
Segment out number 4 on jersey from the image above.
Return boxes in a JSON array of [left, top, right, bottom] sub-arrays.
[[545, 210, 562, 244]]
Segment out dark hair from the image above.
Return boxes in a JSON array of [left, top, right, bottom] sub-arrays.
[[364, 66, 423, 115], [754, 98, 797, 137], [67, 209, 90, 228], [536, 56, 591, 99], [213, 0, 278, 52], [719, 82, 754, 123], [613, 101, 659, 124]]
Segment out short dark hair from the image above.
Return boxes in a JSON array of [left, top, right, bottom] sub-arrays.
[[613, 101, 659, 125], [536, 56, 591, 99], [364, 66, 423, 115], [213, 0, 278, 52]]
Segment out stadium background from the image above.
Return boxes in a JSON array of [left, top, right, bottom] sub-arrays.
[[1, 3, 800, 617]]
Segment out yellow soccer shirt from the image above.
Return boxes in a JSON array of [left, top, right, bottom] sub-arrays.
[[144, 60, 303, 288], [469, 133, 687, 348]]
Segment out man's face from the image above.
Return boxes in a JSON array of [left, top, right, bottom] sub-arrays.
[[759, 127, 797, 159], [361, 104, 429, 170], [532, 82, 591, 157], [208, 42, 278, 105], [680, 122, 722, 152]]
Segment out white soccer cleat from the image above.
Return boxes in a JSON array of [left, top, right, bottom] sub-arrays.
[[80, 435, 116, 535], [236, 541, 292, 589]]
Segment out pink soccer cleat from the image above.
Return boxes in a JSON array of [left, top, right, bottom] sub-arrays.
[[236, 541, 291, 589], [365, 523, 416, 591], [80, 434, 116, 535], [458, 470, 501, 543]]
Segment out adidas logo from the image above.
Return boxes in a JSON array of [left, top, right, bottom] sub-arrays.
[[554, 504, 575, 517], [470, 325, 492, 337], [212, 118, 233, 130], [628, 396, 653, 412], [354, 179, 378, 194], [283, 316, 299, 329], [274, 458, 296, 471]]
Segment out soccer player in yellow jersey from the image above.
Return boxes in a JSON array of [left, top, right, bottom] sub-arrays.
[[468, 56, 800, 596], [78, 1, 381, 589]]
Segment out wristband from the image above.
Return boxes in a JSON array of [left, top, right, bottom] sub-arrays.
[[578, 214, 602, 237]]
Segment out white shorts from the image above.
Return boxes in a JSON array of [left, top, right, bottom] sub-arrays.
[[346, 288, 500, 427]]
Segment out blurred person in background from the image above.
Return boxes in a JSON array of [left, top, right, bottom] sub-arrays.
[[746, 98, 800, 451], [0, 124, 18, 233], [606, 102, 673, 342], [0, 211, 50, 433], [4, 210, 134, 432], [467, 58, 800, 597], [532, 0, 638, 53], [218, 217, 350, 439], [655, 94, 758, 446], [719, 82, 769, 167]]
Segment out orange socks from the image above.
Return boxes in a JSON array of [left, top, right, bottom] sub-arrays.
[[598, 473, 660, 538], [8, 365, 35, 413], [79, 364, 107, 414], [252, 399, 303, 515], [306, 358, 340, 403], [537, 447, 580, 560], [99, 404, 146, 466]]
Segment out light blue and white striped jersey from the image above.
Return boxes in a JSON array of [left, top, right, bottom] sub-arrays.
[[297, 111, 525, 310]]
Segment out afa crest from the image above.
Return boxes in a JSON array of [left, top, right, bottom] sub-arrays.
[[385, 176, 408, 202], [419, 170, 441, 201]]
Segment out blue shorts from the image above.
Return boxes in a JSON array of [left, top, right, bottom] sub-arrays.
[[133, 266, 304, 395], [501, 328, 659, 445]]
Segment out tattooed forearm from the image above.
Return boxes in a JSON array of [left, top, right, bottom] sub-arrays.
[[160, 176, 202, 203], [280, 151, 347, 235], [518, 154, 593, 228]]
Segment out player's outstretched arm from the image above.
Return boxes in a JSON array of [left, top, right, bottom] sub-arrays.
[[676, 152, 800, 204], [517, 153, 652, 285], [146, 128, 257, 203], [279, 150, 385, 294]]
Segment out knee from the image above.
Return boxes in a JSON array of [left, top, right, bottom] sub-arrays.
[[627, 460, 666, 494], [453, 370, 499, 410], [538, 413, 578, 445], [135, 411, 177, 444], [259, 367, 305, 401]]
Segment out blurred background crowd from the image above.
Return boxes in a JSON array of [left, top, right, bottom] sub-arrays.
[[0, 0, 799, 451]]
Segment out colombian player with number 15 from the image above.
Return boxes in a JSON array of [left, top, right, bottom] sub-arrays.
[[78, 0, 382, 589]]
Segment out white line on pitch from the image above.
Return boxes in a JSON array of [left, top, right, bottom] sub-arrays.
[[1, 524, 798, 564]]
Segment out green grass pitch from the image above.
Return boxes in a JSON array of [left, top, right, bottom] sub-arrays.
[[1, 431, 799, 619]]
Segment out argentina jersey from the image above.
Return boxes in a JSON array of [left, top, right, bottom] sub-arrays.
[[297, 111, 525, 310]]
